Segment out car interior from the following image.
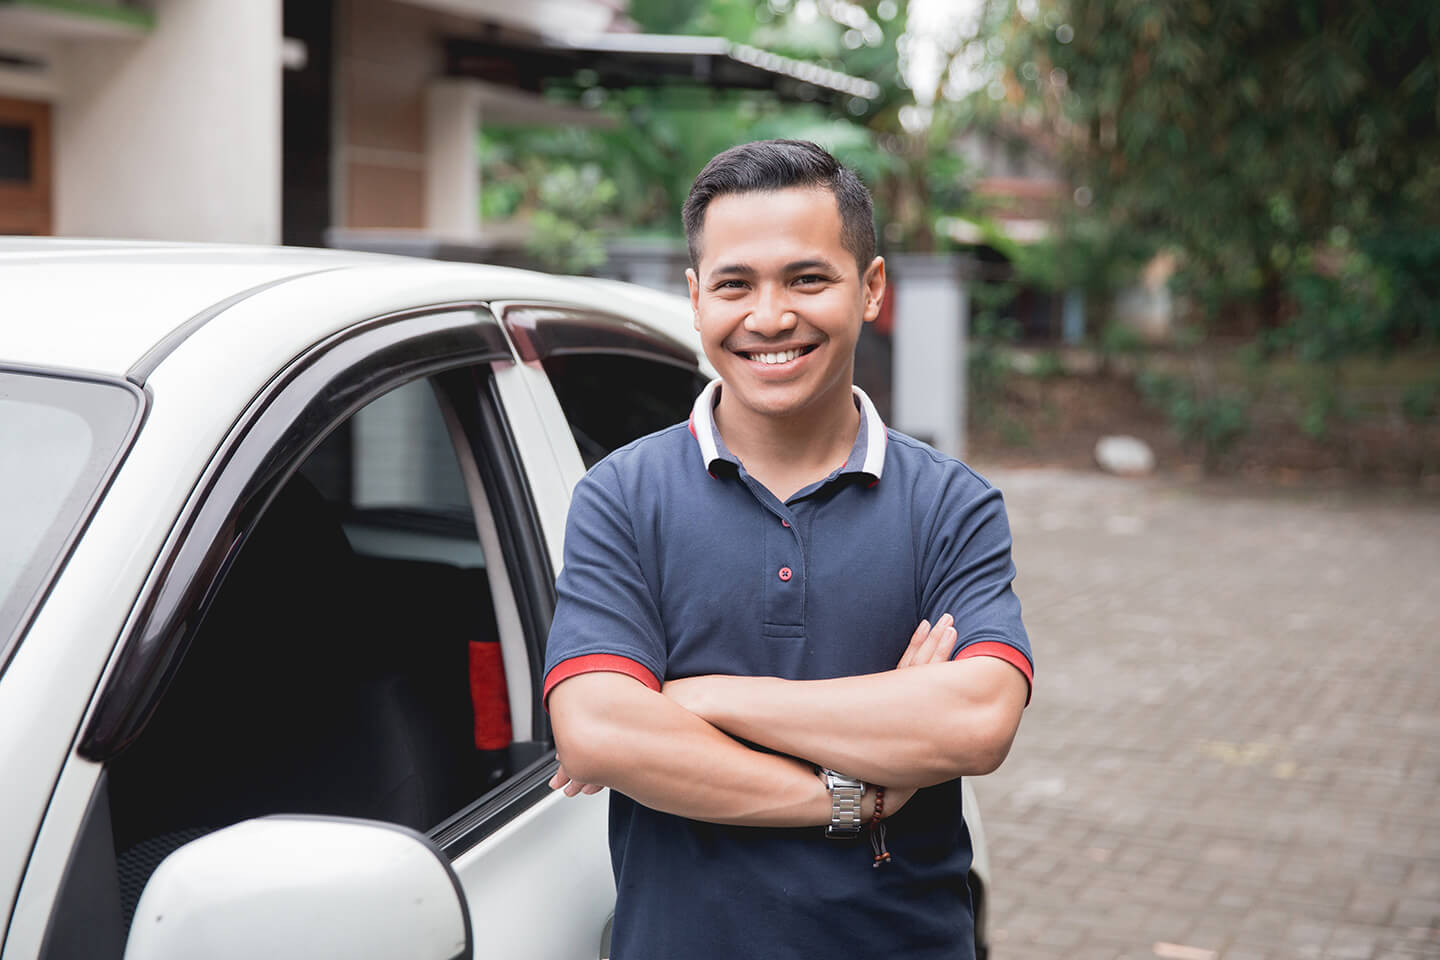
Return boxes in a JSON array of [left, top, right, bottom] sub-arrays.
[[93, 376, 522, 938]]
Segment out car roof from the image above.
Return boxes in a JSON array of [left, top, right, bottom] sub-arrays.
[[1, 239, 697, 378]]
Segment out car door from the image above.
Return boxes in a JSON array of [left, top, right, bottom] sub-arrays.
[[8, 303, 613, 960]]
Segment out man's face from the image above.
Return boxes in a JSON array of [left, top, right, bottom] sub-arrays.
[[687, 186, 884, 422]]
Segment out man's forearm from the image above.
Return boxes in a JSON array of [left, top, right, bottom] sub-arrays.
[[549, 671, 837, 827], [668, 657, 1028, 789]]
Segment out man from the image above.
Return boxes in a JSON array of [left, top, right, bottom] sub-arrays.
[[544, 139, 1032, 959]]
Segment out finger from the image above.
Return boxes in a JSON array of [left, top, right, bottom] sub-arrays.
[[563, 778, 587, 798], [914, 613, 954, 665], [920, 624, 958, 665], [898, 619, 931, 669], [580, 782, 604, 795], [936, 626, 958, 662]]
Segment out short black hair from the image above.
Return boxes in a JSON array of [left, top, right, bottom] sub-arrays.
[[682, 139, 876, 272]]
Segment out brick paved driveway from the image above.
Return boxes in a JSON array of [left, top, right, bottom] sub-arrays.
[[974, 469, 1440, 960]]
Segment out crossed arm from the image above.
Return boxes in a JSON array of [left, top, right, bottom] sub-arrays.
[[546, 614, 1029, 828]]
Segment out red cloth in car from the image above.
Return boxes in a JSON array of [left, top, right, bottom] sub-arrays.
[[468, 641, 512, 750]]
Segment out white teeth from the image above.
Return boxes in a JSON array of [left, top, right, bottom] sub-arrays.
[[752, 348, 803, 365]]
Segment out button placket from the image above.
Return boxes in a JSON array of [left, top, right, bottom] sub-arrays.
[[762, 502, 804, 635]]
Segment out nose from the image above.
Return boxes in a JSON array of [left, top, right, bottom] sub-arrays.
[[744, 284, 798, 338]]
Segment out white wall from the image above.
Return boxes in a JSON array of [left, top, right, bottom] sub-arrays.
[[53, 0, 283, 243], [424, 80, 482, 239]]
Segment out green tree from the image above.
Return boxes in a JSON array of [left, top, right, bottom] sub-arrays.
[[982, 0, 1440, 341], [481, 1, 992, 259]]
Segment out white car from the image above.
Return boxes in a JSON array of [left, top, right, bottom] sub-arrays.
[[0, 239, 993, 960]]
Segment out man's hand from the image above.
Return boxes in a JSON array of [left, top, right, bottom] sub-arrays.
[[550, 761, 603, 797], [876, 614, 957, 816], [898, 614, 958, 669]]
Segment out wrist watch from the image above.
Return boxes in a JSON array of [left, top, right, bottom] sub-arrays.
[[819, 768, 865, 839]]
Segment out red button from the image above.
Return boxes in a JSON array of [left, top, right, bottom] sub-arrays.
[[778, 566, 792, 581], [781, 519, 790, 527]]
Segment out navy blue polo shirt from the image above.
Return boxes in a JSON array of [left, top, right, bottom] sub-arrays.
[[544, 380, 1032, 960]]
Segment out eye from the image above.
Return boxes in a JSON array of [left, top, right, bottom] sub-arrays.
[[794, 274, 830, 286], [714, 279, 748, 291]]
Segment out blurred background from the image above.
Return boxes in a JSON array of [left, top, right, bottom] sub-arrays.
[[3, 2, 1438, 957], [2, 0, 1436, 485]]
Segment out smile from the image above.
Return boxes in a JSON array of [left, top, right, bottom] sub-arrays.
[[738, 345, 818, 365]]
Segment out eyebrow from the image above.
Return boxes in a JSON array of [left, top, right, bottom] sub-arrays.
[[709, 258, 841, 279]]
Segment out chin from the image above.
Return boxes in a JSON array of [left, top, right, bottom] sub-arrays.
[[725, 380, 820, 418]]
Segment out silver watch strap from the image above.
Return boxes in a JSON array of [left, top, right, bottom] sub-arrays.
[[821, 769, 865, 839]]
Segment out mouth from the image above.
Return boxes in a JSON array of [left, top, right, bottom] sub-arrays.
[[733, 344, 820, 366]]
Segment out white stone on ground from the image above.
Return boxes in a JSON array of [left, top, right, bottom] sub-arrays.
[[1094, 435, 1156, 475]]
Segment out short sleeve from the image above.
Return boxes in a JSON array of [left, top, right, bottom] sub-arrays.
[[542, 462, 668, 706], [918, 476, 1033, 702]]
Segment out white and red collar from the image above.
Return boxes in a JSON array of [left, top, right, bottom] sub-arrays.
[[687, 379, 888, 482]]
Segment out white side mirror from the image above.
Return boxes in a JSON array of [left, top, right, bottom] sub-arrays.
[[123, 816, 471, 960]]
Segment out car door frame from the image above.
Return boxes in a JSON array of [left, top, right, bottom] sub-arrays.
[[77, 304, 521, 762], [4, 301, 590, 960]]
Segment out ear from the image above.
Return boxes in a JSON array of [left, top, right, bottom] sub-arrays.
[[686, 268, 701, 330], [860, 256, 886, 325]]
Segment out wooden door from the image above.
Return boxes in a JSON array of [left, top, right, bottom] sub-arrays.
[[0, 97, 52, 235]]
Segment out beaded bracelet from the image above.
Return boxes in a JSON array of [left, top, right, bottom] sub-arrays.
[[869, 785, 891, 867]]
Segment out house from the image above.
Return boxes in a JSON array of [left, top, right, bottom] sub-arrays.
[[0, 0, 877, 248]]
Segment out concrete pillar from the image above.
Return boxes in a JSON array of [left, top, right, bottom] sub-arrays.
[[424, 78, 482, 239], [54, 0, 283, 243], [890, 253, 971, 459], [1062, 287, 1086, 344]]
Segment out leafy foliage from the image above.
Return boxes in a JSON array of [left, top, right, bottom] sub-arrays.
[[971, 0, 1440, 449], [983, 0, 1440, 337], [480, 1, 999, 264], [1135, 368, 1250, 469]]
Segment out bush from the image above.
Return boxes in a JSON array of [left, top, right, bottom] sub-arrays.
[[1135, 369, 1251, 470], [1101, 321, 1144, 358], [968, 312, 1019, 425], [525, 164, 618, 274], [1402, 378, 1440, 424], [1030, 351, 1066, 380]]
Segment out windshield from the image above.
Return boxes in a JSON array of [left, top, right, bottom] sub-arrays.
[[1, 370, 141, 661]]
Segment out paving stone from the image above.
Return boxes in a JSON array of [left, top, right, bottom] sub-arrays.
[[971, 469, 1440, 960], [1221, 945, 1274, 960], [1392, 899, 1440, 928]]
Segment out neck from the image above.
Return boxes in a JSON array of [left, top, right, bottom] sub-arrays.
[[714, 378, 860, 495]]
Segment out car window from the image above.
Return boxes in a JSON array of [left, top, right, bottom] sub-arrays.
[[104, 372, 519, 930], [311, 377, 484, 567], [0, 371, 139, 661], [542, 353, 707, 467]]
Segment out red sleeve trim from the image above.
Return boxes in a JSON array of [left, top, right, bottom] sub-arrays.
[[543, 654, 661, 710], [956, 640, 1034, 705]]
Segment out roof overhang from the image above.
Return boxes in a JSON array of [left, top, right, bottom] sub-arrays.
[[445, 31, 881, 107], [390, 0, 622, 37]]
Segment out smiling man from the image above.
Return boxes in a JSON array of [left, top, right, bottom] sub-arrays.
[[543, 140, 1032, 959]]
